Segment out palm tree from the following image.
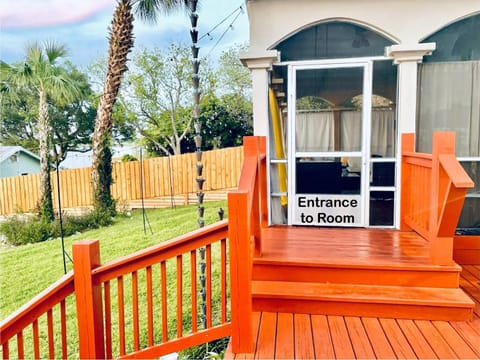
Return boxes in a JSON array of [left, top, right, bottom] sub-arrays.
[[91, 0, 189, 215], [0, 42, 80, 222]]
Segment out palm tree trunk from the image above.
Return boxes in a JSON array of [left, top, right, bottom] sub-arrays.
[[91, 0, 134, 214], [38, 90, 54, 222]]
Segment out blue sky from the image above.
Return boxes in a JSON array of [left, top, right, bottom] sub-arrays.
[[0, 0, 249, 69]]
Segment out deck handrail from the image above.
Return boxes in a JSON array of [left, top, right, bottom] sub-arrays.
[[401, 132, 474, 265], [228, 136, 267, 353], [0, 273, 76, 359], [0, 220, 231, 359]]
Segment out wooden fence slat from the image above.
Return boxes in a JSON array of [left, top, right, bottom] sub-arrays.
[[0, 146, 243, 215]]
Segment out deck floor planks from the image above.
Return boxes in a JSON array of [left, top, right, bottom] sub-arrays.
[[396, 319, 437, 359], [327, 316, 356, 359], [275, 313, 295, 359], [378, 318, 417, 359], [414, 320, 457, 359], [431, 320, 479, 359], [311, 315, 335, 359], [293, 313, 315, 359], [225, 266, 480, 359], [344, 317, 376, 359], [255, 312, 276, 359], [360, 317, 397, 359]]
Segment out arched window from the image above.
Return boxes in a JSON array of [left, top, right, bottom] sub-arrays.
[[275, 21, 395, 61]]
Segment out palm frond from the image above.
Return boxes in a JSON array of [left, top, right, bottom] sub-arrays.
[[133, 0, 189, 24]]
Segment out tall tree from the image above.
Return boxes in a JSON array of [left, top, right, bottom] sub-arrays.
[[0, 42, 80, 222], [123, 45, 215, 156], [91, 0, 188, 215]]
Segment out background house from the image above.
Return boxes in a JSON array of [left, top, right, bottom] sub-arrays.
[[0, 146, 40, 178]]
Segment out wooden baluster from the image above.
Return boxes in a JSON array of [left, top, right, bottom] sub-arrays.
[[132, 271, 140, 351], [47, 309, 54, 359], [60, 300, 67, 359], [206, 244, 212, 328], [16, 331, 23, 360], [176, 255, 183, 338], [104, 281, 112, 359], [146, 266, 154, 347], [161, 261, 168, 342], [190, 250, 198, 333], [2, 341, 8, 359], [32, 320, 40, 359], [118, 276, 126, 356], [72, 240, 105, 359], [220, 238, 227, 324]]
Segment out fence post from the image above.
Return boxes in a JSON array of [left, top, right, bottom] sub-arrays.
[[72, 240, 105, 359], [400, 133, 415, 231], [429, 132, 456, 265]]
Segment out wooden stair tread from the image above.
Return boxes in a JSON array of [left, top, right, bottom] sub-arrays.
[[252, 280, 475, 308], [254, 257, 461, 271]]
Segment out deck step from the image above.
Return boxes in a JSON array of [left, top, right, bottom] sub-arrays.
[[252, 280, 474, 321], [252, 259, 462, 288]]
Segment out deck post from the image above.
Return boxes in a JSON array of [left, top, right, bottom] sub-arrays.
[[72, 240, 105, 359], [429, 132, 456, 265], [228, 191, 254, 353], [400, 133, 415, 231]]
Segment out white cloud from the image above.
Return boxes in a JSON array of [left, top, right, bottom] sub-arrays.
[[0, 0, 115, 29]]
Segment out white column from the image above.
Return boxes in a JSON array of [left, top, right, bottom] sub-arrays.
[[385, 43, 435, 228], [240, 50, 278, 136]]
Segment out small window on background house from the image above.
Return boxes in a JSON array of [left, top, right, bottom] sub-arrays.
[[417, 13, 480, 230]]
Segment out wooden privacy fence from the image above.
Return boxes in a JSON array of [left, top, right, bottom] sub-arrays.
[[0, 146, 243, 216]]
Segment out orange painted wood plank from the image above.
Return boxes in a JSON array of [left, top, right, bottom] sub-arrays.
[[294, 313, 315, 359], [221, 238, 227, 323], [146, 266, 154, 346], [104, 281, 112, 359], [117, 276, 126, 356], [255, 312, 276, 359], [2, 341, 9, 359], [450, 320, 480, 357], [344, 316, 376, 359], [275, 313, 294, 359], [47, 309, 54, 359], [232, 312, 261, 359], [379, 318, 416, 359], [16, 331, 23, 360], [190, 250, 198, 333], [415, 320, 457, 359], [396, 319, 437, 359], [311, 315, 335, 359], [32, 319, 40, 359], [328, 316, 355, 359], [206, 244, 212, 329], [161, 261, 168, 342], [132, 271, 140, 351], [432, 321, 479, 359], [176, 255, 183, 338], [60, 299, 67, 359], [360, 317, 396, 359]]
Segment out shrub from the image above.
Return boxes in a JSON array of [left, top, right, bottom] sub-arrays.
[[178, 337, 229, 360], [0, 216, 51, 246], [0, 210, 114, 246]]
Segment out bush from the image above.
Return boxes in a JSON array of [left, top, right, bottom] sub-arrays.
[[178, 337, 229, 360], [0, 216, 51, 246], [0, 210, 114, 246]]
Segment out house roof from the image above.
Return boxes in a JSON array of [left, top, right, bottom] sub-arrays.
[[0, 146, 41, 163]]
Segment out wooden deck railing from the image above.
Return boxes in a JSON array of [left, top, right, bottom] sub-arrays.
[[0, 221, 231, 359], [401, 132, 474, 265], [228, 136, 267, 353], [0, 273, 76, 359]]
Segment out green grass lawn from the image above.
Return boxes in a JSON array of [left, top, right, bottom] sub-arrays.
[[0, 201, 227, 320], [1, 201, 230, 359]]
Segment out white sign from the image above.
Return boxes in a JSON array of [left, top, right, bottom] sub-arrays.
[[294, 194, 362, 226]]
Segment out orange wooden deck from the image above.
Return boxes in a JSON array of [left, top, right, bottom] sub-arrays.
[[225, 265, 480, 359]]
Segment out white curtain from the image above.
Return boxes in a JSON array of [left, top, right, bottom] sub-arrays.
[[296, 112, 334, 151], [417, 61, 480, 157], [340, 110, 395, 157]]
